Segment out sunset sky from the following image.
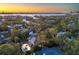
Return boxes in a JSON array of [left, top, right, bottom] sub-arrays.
[[0, 3, 79, 13]]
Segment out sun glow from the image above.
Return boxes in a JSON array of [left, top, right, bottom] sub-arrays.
[[0, 3, 74, 13]]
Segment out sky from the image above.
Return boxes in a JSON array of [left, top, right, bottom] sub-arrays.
[[0, 3, 79, 13]]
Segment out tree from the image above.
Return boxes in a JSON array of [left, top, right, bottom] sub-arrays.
[[45, 40, 59, 48], [0, 16, 2, 21], [10, 27, 19, 43], [0, 24, 8, 32], [38, 31, 48, 44], [70, 16, 77, 21], [62, 38, 79, 55], [60, 20, 67, 31], [18, 30, 29, 42], [0, 44, 17, 55], [48, 27, 58, 39]]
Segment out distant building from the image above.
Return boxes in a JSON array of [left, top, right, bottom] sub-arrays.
[[22, 19, 30, 24]]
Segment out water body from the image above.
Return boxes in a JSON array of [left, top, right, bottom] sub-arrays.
[[0, 13, 79, 17], [34, 47, 64, 55], [0, 13, 66, 17]]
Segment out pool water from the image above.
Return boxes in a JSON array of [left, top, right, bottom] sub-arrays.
[[34, 47, 64, 55]]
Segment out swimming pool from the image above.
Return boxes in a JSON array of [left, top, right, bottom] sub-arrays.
[[34, 47, 64, 55]]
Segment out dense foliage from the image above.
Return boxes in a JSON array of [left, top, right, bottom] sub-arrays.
[[0, 15, 79, 55]]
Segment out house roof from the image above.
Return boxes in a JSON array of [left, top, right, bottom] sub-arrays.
[[29, 31, 37, 36], [57, 31, 66, 36]]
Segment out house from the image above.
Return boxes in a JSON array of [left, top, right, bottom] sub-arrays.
[[7, 25, 14, 32], [29, 31, 37, 37], [23, 30, 38, 46], [0, 31, 8, 44], [57, 31, 66, 37], [21, 43, 31, 53], [15, 24, 25, 31], [27, 37, 37, 46], [7, 24, 25, 32]]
